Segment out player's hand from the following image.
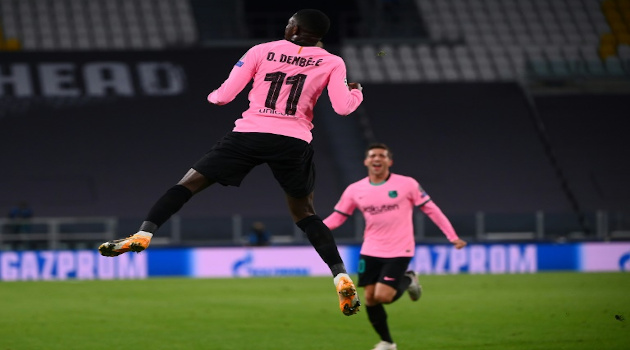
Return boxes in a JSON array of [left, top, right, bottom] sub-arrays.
[[348, 82, 362, 91], [451, 239, 467, 249]]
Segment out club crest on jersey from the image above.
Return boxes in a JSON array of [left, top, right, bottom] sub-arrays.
[[388, 190, 398, 198]]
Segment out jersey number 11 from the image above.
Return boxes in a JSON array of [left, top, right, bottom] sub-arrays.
[[264, 72, 307, 116]]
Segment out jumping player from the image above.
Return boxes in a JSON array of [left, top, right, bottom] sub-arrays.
[[98, 9, 363, 316]]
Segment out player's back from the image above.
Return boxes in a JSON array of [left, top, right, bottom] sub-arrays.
[[234, 40, 348, 142], [250, 40, 341, 117]]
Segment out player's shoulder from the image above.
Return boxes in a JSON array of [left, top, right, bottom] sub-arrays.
[[390, 173, 420, 186]]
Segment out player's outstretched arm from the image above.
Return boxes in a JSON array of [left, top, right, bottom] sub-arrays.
[[322, 211, 349, 230], [420, 200, 464, 244], [208, 48, 257, 105], [327, 63, 363, 115]]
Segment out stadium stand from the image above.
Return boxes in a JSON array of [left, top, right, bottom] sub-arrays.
[[342, 0, 630, 82], [0, 0, 197, 50], [3, 0, 626, 81]]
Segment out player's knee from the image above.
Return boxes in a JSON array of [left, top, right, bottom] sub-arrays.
[[365, 295, 378, 306], [177, 170, 212, 194], [373, 293, 394, 305], [291, 210, 316, 222], [286, 194, 315, 221]]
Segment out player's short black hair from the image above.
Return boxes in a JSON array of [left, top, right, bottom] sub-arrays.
[[366, 143, 393, 159], [293, 9, 330, 38]]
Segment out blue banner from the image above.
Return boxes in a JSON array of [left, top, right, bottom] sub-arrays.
[[1, 242, 628, 281]]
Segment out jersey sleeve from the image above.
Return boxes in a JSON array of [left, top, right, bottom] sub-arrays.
[[410, 178, 431, 206], [207, 47, 258, 105], [324, 185, 357, 230], [322, 211, 349, 230], [326, 59, 363, 115], [332, 186, 357, 216], [419, 200, 460, 242]]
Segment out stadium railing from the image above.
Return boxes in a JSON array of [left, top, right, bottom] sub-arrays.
[[0, 216, 117, 250], [1, 210, 628, 251]]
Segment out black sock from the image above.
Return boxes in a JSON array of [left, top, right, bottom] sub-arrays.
[[139, 221, 158, 233], [142, 185, 193, 232], [392, 274, 412, 302], [367, 304, 393, 343], [296, 215, 346, 276]]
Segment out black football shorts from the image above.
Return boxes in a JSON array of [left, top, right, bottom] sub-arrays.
[[192, 132, 316, 198], [357, 255, 412, 288]]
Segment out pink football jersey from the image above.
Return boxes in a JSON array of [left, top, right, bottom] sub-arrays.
[[332, 174, 430, 258], [208, 39, 363, 143]]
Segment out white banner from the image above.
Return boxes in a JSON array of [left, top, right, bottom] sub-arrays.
[[192, 246, 340, 278], [580, 242, 630, 272]]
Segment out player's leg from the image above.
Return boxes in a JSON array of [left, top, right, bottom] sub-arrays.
[[287, 194, 360, 316], [366, 257, 415, 349], [361, 256, 397, 350], [98, 169, 213, 257], [370, 257, 414, 304], [405, 270, 422, 301], [365, 298, 396, 349], [370, 283, 398, 304], [287, 194, 346, 274], [141, 168, 213, 230], [267, 134, 360, 315], [99, 132, 258, 257], [271, 136, 348, 276]]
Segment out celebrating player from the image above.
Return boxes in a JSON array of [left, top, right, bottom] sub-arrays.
[[323, 143, 467, 348], [98, 9, 363, 316]]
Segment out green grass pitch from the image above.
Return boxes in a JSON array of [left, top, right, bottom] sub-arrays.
[[1, 272, 628, 349]]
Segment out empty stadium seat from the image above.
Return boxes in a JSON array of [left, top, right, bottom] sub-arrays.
[[354, 0, 628, 82], [342, 46, 367, 82], [0, 0, 198, 51], [400, 0, 630, 80], [398, 45, 423, 80]]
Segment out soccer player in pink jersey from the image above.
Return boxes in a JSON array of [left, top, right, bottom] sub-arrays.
[[323, 143, 467, 349], [98, 9, 363, 316]]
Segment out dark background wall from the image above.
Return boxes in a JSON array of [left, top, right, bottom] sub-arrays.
[[1, 48, 629, 222], [0, 49, 342, 219], [534, 94, 630, 212], [360, 84, 630, 214]]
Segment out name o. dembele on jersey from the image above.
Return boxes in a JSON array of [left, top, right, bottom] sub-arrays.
[[266, 51, 324, 67]]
